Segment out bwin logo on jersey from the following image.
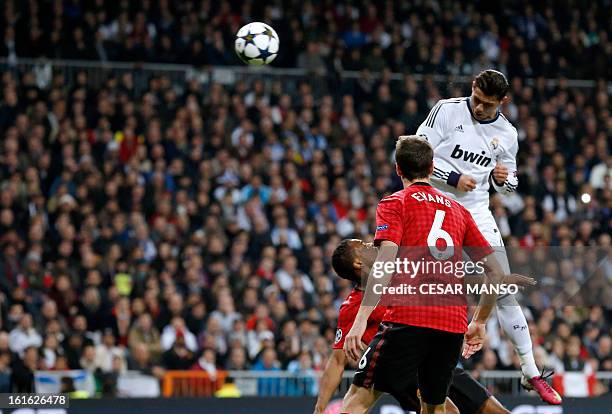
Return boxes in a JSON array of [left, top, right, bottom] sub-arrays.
[[450, 144, 492, 167]]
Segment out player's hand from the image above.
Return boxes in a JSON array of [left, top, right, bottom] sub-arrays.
[[503, 273, 537, 288], [457, 174, 477, 192], [462, 321, 486, 359], [492, 164, 509, 185], [343, 318, 367, 361]]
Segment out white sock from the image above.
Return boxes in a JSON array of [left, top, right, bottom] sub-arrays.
[[496, 302, 540, 378]]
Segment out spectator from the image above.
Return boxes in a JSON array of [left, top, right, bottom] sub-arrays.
[[94, 329, 126, 373], [0, 351, 11, 392], [40, 334, 62, 370], [595, 335, 611, 370], [297, 42, 327, 76], [191, 348, 218, 381], [286, 351, 318, 396], [542, 180, 577, 222], [247, 321, 275, 360], [277, 320, 301, 366], [128, 313, 162, 362], [274, 256, 313, 293], [225, 346, 249, 371], [199, 316, 228, 356], [161, 331, 195, 370], [253, 348, 281, 396], [63, 328, 94, 370], [79, 287, 110, 333], [270, 216, 302, 250], [10, 346, 37, 392], [127, 342, 165, 379], [79, 344, 98, 373], [160, 317, 197, 352], [9, 314, 42, 356], [590, 156, 612, 189], [59, 376, 76, 394], [564, 336, 586, 372], [209, 292, 241, 333], [548, 338, 566, 373]]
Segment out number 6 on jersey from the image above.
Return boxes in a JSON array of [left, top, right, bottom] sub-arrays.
[[427, 210, 454, 260]]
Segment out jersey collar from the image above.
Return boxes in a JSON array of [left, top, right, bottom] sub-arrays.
[[466, 97, 500, 124], [409, 182, 431, 187]]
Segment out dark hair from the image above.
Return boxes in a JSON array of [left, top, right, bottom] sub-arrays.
[[474, 69, 509, 100], [395, 136, 433, 181], [60, 376, 76, 392], [331, 239, 358, 282]]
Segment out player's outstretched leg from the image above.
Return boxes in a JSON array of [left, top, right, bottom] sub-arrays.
[[496, 296, 538, 377], [417, 389, 459, 414], [420, 402, 446, 414], [497, 296, 561, 405], [489, 245, 539, 376], [341, 384, 381, 414], [479, 396, 511, 414], [489, 241, 561, 406]]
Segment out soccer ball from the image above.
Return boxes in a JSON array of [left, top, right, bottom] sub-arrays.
[[234, 22, 279, 65]]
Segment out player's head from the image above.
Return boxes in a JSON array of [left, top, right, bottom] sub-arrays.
[[395, 135, 434, 182], [331, 239, 377, 286], [471, 69, 510, 121]]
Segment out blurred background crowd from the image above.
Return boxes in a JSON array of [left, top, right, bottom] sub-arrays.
[[0, 0, 610, 397], [2, 0, 610, 79]]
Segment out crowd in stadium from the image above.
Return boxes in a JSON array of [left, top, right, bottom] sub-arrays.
[[1, 0, 610, 79], [0, 0, 610, 397]]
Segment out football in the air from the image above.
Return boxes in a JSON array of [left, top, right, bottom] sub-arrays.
[[234, 22, 279, 65]]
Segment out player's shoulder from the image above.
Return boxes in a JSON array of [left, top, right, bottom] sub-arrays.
[[390, 185, 436, 203], [379, 189, 407, 205], [498, 113, 518, 139], [430, 97, 467, 113], [338, 289, 362, 320], [438, 97, 468, 105], [422, 97, 467, 130]]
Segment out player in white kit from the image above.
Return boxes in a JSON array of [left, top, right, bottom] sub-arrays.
[[415, 70, 561, 405]]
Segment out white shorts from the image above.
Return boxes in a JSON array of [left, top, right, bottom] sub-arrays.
[[468, 209, 511, 278], [469, 209, 504, 246]]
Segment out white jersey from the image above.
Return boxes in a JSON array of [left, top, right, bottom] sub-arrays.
[[416, 97, 519, 212]]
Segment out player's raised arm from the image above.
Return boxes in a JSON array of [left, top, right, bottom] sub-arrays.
[[462, 252, 506, 359], [313, 349, 347, 414], [490, 137, 519, 195]]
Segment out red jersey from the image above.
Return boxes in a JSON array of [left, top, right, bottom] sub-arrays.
[[373, 182, 492, 333], [333, 288, 386, 350]]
